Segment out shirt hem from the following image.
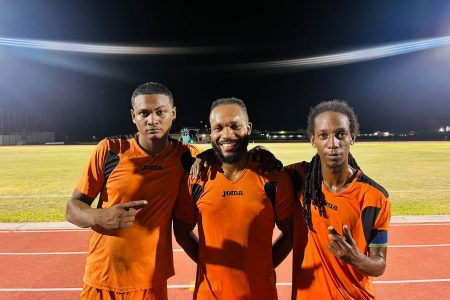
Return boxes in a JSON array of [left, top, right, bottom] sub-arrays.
[[83, 273, 174, 293]]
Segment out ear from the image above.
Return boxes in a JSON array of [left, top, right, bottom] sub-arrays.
[[130, 109, 136, 124], [310, 135, 316, 148], [247, 121, 253, 135], [350, 134, 356, 145], [172, 106, 177, 121]]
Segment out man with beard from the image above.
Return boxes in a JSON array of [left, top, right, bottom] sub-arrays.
[[173, 97, 294, 300], [65, 82, 200, 300]]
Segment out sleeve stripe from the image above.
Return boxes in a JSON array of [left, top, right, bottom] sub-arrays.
[[369, 230, 388, 246]]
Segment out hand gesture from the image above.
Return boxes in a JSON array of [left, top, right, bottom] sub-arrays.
[[95, 200, 148, 229], [190, 148, 217, 179], [327, 225, 362, 265], [249, 146, 283, 174]]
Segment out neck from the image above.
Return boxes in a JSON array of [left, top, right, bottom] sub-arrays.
[[138, 134, 169, 155], [321, 163, 354, 193], [221, 152, 250, 181]]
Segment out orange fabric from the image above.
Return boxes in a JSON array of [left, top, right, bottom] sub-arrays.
[[174, 160, 294, 300], [286, 162, 391, 300], [80, 282, 167, 300], [76, 135, 200, 293]]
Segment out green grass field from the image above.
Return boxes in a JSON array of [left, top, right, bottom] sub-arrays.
[[0, 142, 449, 222]]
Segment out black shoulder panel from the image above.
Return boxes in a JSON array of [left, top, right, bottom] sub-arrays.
[[361, 206, 381, 245], [264, 181, 277, 207], [104, 150, 120, 181], [97, 150, 120, 208], [191, 183, 204, 204], [357, 173, 389, 198], [180, 150, 194, 173]]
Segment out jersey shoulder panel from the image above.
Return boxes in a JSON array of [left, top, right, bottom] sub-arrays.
[[357, 172, 389, 199]]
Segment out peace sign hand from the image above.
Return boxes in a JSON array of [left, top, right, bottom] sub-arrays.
[[327, 225, 362, 265]]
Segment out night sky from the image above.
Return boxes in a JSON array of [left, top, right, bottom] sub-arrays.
[[1, 1, 450, 140]]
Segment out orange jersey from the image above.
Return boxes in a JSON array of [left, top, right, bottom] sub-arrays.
[[76, 134, 200, 292], [174, 160, 294, 300], [286, 162, 391, 300]]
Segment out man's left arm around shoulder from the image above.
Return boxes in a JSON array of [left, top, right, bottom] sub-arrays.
[[272, 214, 294, 268], [173, 218, 199, 263]]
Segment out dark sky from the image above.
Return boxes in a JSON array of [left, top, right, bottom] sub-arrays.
[[1, 1, 450, 139]]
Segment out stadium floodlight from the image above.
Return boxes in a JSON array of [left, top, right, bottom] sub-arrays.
[[0, 37, 240, 55], [216, 35, 450, 72]]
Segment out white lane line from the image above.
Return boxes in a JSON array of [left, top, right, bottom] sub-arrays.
[[1, 279, 450, 291], [0, 252, 86, 255], [389, 244, 450, 248], [1, 222, 449, 233], [0, 249, 185, 255], [3, 243, 450, 256], [374, 279, 450, 284], [389, 189, 450, 192], [390, 223, 450, 226], [0, 288, 82, 292]]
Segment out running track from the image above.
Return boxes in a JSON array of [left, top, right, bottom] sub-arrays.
[[1, 216, 449, 300]]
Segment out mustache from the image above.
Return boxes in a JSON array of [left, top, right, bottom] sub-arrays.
[[212, 135, 249, 164]]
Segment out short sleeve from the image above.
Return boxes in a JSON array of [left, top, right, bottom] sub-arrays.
[[374, 197, 391, 231], [75, 139, 108, 200], [173, 176, 198, 225], [363, 194, 391, 248], [274, 170, 295, 221]]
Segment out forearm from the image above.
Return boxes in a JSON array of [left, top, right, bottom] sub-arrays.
[[179, 232, 199, 263], [272, 232, 293, 268], [272, 215, 294, 268], [350, 251, 386, 277], [173, 219, 199, 263], [65, 198, 97, 228]]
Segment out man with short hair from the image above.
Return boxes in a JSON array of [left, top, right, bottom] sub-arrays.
[[65, 82, 200, 300], [173, 97, 294, 300], [287, 100, 390, 299]]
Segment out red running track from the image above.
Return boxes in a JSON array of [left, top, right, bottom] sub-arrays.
[[0, 221, 449, 300]]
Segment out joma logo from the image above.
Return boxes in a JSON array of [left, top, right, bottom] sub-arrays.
[[324, 200, 338, 211], [221, 190, 244, 197], [142, 165, 163, 171]]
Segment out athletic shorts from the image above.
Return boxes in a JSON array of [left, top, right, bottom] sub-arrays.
[[80, 282, 168, 300]]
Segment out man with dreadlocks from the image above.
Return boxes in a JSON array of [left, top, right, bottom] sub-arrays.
[[287, 100, 391, 300]]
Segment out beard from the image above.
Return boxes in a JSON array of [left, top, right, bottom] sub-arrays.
[[212, 134, 249, 164]]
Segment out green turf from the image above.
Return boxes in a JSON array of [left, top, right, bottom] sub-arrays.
[[0, 142, 449, 222]]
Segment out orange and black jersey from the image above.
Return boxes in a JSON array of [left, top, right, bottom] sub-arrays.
[[174, 159, 294, 300], [286, 162, 391, 300], [76, 134, 200, 292]]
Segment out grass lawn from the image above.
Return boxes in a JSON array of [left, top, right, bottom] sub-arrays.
[[0, 142, 449, 222]]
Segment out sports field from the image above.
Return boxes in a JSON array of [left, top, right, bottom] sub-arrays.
[[0, 141, 449, 222]]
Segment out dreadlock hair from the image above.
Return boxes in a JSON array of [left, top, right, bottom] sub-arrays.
[[302, 100, 361, 229], [131, 82, 174, 108]]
